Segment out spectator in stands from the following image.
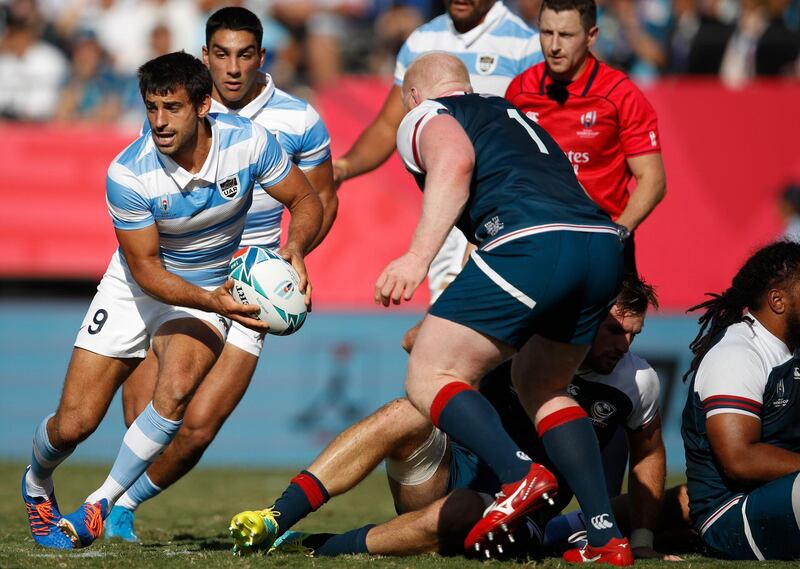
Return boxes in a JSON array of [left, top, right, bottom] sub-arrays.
[[0, 0, 68, 120], [271, 0, 372, 87], [54, 29, 120, 123], [593, 0, 670, 79], [719, 0, 768, 86], [756, 0, 800, 76], [513, 0, 545, 25], [686, 0, 735, 74]]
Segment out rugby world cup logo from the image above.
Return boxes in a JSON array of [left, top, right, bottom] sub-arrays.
[[273, 279, 295, 300], [580, 111, 597, 129]]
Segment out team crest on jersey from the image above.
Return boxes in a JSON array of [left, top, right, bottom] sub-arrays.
[[218, 175, 240, 200], [567, 383, 579, 397], [159, 194, 170, 211], [590, 400, 616, 426], [476, 53, 498, 75]]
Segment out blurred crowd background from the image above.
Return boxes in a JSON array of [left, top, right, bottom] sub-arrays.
[[0, 0, 799, 126]]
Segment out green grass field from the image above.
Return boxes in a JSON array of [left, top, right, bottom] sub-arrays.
[[0, 462, 791, 568]]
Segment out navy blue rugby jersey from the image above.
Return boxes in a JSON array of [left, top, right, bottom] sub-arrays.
[[396, 93, 616, 246], [681, 316, 800, 532]]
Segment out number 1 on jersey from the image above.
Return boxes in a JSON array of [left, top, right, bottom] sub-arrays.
[[507, 109, 549, 154]]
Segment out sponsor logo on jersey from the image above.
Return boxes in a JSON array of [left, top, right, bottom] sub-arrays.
[[476, 53, 498, 75], [590, 400, 617, 426], [567, 383, 579, 397], [649, 130, 658, 147], [484, 215, 505, 237], [516, 451, 532, 461], [590, 513, 614, 530], [218, 175, 240, 200]]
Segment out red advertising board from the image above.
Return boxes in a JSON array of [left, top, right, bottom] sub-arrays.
[[1, 78, 799, 311]]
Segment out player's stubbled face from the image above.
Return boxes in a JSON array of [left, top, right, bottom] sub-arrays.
[[144, 87, 201, 156], [204, 29, 264, 109], [584, 306, 644, 375], [539, 8, 594, 80], [446, 0, 495, 30]]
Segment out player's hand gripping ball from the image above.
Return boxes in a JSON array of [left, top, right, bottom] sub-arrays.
[[228, 246, 307, 335]]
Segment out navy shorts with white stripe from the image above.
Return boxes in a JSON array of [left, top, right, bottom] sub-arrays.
[[429, 230, 623, 349]]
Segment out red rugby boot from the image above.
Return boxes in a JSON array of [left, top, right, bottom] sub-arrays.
[[464, 463, 557, 557], [563, 537, 634, 566]]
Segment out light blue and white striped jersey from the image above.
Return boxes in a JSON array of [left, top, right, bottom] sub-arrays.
[[209, 73, 331, 249], [107, 113, 291, 287], [394, 1, 542, 96]]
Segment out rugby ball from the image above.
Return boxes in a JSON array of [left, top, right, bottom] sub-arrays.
[[228, 246, 307, 336]]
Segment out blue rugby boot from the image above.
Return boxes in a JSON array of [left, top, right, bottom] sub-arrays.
[[270, 531, 315, 556], [58, 499, 109, 548], [22, 466, 73, 550], [104, 506, 139, 542]]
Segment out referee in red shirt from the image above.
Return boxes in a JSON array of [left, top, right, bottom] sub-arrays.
[[505, 0, 666, 270]]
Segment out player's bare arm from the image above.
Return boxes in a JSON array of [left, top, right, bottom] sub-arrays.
[[263, 164, 323, 305], [707, 412, 800, 483], [304, 158, 338, 251], [334, 86, 405, 188], [375, 115, 474, 306], [625, 415, 679, 560], [114, 225, 265, 332], [615, 153, 666, 232]]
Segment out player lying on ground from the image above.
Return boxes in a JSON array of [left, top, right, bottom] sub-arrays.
[[683, 240, 800, 560], [230, 274, 688, 559], [100, 7, 337, 542], [21, 51, 322, 550]]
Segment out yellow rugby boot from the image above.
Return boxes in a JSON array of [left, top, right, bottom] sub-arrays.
[[229, 507, 279, 555]]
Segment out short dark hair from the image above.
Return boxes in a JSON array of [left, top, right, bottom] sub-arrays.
[[616, 272, 659, 316], [138, 51, 212, 107], [541, 0, 597, 30], [206, 6, 263, 48]]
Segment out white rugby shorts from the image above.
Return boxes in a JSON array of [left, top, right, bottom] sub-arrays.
[[74, 252, 230, 359], [225, 321, 265, 357], [428, 228, 469, 304]]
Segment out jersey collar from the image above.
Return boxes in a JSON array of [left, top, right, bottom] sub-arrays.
[[540, 54, 600, 96], [448, 1, 507, 48], [209, 72, 275, 119], [158, 115, 220, 190], [748, 313, 793, 359]]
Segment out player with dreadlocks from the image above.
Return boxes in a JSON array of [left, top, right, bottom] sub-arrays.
[[681, 240, 800, 560]]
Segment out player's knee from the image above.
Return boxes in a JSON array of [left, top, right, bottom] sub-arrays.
[[153, 376, 200, 419], [376, 398, 432, 459], [52, 411, 100, 445]]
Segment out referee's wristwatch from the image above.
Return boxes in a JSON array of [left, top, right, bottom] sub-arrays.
[[615, 224, 632, 242]]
